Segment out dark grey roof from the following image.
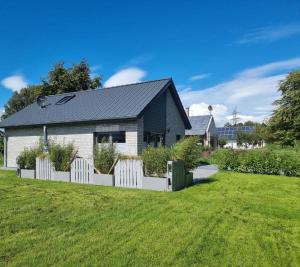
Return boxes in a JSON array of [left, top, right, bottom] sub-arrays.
[[185, 115, 212, 135], [0, 78, 191, 129]]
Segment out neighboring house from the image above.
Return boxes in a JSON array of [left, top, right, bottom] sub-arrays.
[[217, 126, 256, 149], [185, 115, 218, 148], [0, 78, 191, 168]]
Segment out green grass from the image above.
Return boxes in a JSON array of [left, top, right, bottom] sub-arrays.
[[0, 171, 299, 267]]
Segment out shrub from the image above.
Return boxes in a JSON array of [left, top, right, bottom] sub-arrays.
[[238, 150, 280, 175], [211, 149, 242, 171], [49, 143, 77, 172], [212, 148, 300, 177], [142, 146, 171, 177], [277, 150, 300, 177], [94, 144, 118, 174], [17, 146, 43, 169], [171, 136, 203, 173]]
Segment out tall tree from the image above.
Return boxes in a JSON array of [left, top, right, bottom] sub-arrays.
[[269, 71, 300, 146], [2, 85, 42, 119], [42, 60, 101, 95], [2, 60, 101, 119]]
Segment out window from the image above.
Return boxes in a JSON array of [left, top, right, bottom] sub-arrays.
[[176, 135, 181, 141], [96, 133, 110, 143], [56, 95, 75, 105], [144, 132, 165, 147], [95, 131, 125, 144], [111, 131, 125, 143]]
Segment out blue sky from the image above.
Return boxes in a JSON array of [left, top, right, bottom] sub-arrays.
[[0, 0, 300, 125]]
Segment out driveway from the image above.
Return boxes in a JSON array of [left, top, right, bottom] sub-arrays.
[[192, 165, 218, 183]]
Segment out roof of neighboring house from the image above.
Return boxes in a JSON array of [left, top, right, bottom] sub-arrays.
[[217, 126, 255, 140], [0, 78, 191, 129], [185, 115, 212, 135]]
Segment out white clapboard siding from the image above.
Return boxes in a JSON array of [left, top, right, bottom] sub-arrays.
[[115, 159, 143, 188], [36, 157, 55, 180], [71, 158, 94, 184]]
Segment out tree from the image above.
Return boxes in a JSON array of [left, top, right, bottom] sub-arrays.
[[2, 60, 101, 119], [42, 60, 101, 95], [269, 71, 300, 146], [219, 138, 227, 148], [2, 85, 42, 119]]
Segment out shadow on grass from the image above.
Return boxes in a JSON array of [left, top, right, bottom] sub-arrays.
[[193, 177, 217, 185]]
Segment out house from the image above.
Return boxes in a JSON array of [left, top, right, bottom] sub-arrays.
[[217, 126, 257, 148], [0, 78, 191, 168], [185, 115, 218, 148]]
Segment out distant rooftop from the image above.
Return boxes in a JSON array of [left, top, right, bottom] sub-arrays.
[[185, 115, 212, 135]]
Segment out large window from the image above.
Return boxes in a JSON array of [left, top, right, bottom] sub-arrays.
[[143, 132, 165, 147], [111, 132, 125, 143], [96, 131, 125, 144], [96, 133, 110, 143]]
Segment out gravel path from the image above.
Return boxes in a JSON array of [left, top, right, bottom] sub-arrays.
[[192, 165, 219, 183]]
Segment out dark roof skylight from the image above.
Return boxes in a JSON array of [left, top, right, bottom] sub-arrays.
[[56, 95, 75, 105]]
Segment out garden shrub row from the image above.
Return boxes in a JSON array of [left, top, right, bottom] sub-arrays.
[[211, 149, 300, 177], [142, 136, 203, 177], [17, 140, 77, 171]]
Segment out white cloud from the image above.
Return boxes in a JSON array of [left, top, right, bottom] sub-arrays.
[[104, 67, 146, 87], [189, 73, 210, 81], [237, 23, 300, 44], [1, 75, 28, 92], [180, 57, 300, 126]]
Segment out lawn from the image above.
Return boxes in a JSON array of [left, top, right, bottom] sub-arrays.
[[0, 170, 299, 267]]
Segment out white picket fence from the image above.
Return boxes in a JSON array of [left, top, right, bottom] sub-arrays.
[[36, 157, 55, 180], [114, 159, 143, 188], [70, 158, 94, 184]]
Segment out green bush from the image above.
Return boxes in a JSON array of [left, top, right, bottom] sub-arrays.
[[212, 148, 300, 177], [142, 146, 171, 177], [94, 144, 118, 174], [211, 149, 242, 171], [171, 136, 203, 173], [49, 143, 77, 172], [238, 150, 281, 175], [276, 150, 300, 176], [17, 147, 43, 169]]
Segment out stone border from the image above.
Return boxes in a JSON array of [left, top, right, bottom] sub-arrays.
[[53, 171, 70, 182], [20, 169, 35, 179], [93, 173, 114, 186], [143, 176, 170, 191]]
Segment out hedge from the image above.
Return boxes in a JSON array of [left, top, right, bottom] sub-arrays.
[[211, 149, 300, 177]]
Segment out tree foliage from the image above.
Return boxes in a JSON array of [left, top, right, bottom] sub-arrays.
[[42, 60, 101, 95], [2, 60, 101, 119], [2, 85, 42, 119], [269, 71, 300, 146], [218, 138, 227, 148]]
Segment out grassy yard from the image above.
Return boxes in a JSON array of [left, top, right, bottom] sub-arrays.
[[0, 170, 299, 267]]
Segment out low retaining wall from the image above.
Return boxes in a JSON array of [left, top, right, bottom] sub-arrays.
[[93, 174, 114, 186], [20, 169, 35, 179], [143, 176, 170, 191], [53, 171, 70, 182]]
